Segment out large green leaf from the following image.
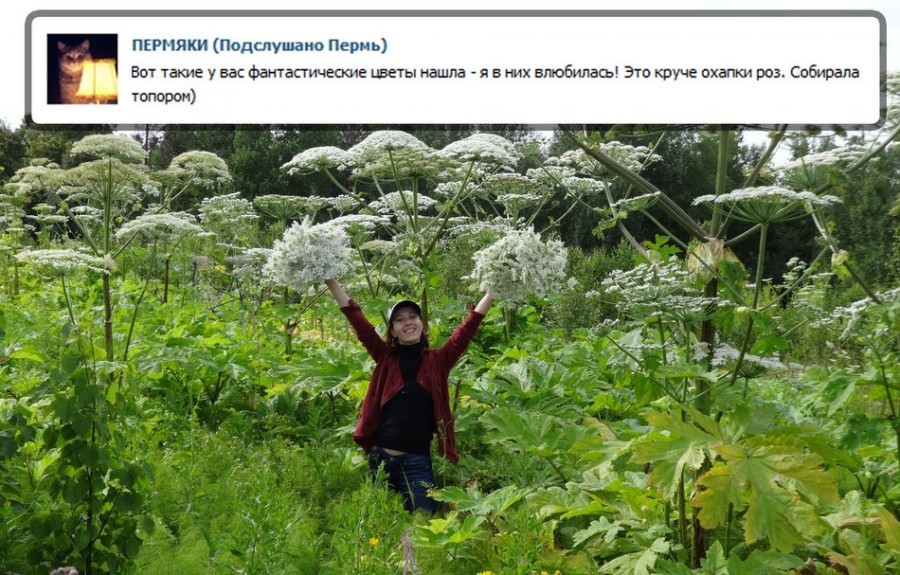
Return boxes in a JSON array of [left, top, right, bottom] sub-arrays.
[[630, 409, 720, 499], [695, 443, 838, 552]]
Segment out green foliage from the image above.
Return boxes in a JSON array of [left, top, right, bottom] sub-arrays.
[[1, 127, 898, 575]]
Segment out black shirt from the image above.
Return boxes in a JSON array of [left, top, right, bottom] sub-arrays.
[[372, 342, 434, 455]]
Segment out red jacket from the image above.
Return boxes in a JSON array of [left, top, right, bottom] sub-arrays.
[[340, 299, 485, 464]]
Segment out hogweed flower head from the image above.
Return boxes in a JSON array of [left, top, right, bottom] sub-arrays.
[[548, 141, 661, 178], [15, 248, 112, 276], [199, 192, 258, 225], [282, 146, 351, 175], [167, 151, 232, 190], [69, 134, 148, 164], [601, 259, 725, 323], [812, 286, 900, 339], [262, 217, 352, 289], [369, 190, 437, 215], [692, 186, 841, 224], [470, 227, 567, 305], [254, 194, 328, 220], [347, 131, 437, 179], [526, 165, 576, 187], [480, 173, 548, 199], [115, 212, 203, 242], [439, 137, 517, 167], [776, 146, 868, 172]]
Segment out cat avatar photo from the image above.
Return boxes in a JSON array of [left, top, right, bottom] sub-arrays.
[[47, 34, 118, 105], [57, 39, 92, 104]]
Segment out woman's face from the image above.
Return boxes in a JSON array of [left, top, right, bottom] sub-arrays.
[[390, 307, 423, 345]]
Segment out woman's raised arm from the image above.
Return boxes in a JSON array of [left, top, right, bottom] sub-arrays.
[[474, 290, 494, 315], [325, 278, 351, 308]]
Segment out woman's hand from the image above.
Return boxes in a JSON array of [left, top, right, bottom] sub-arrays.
[[474, 290, 494, 315]]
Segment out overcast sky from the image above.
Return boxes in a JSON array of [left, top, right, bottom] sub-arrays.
[[2, 0, 897, 129]]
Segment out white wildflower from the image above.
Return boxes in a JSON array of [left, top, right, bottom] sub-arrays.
[[324, 214, 387, 231], [167, 151, 232, 190], [470, 227, 567, 305], [601, 259, 723, 322], [812, 287, 900, 339], [69, 134, 148, 164], [254, 194, 328, 220], [262, 217, 352, 288], [496, 193, 544, 212], [433, 181, 476, 200], [349, 131, 428, 156], [439, 138, 517, 167], [561, 176, 607, 197], [227, 247, 272, 281], [526, 166, 576, 186], [15, 249, 112, 275], [199, 192, 257, 225], [360, 239, 397, 254], [465, 133, 520, 159], [776, 146, 868, 171], [693, 186, 841, 224], [282, 146, 351, 175], [548, 142, 661, 177], [115, 212, 202, 242], [325, 195, 363, 213], [369, 191, 437, 215]]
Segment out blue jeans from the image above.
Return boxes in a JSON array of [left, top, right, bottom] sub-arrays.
[[368, 446, 436, 513]]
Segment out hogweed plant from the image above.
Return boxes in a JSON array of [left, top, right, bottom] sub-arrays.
[[554, 125, 897, 568]]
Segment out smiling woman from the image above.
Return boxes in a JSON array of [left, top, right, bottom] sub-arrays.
[[324, 278, 493, 513]]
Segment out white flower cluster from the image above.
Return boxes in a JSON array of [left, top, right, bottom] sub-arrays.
[[526, 166, 576, 186], [347, 131, 431, 172], [325, 214, 387, 232], [548, 142, 661, 178], [560, 176, 607, 197], [254, 194, 328, 220], [439, 137, 517, 167], [693, 186, 841, 224], [282, 146, 351, 175], [811, 287, 900, 339], [465, 133, 521, 159], [69, 134, 148, 165], [15, 248, 112, 276], [470, 228, 567, 305], [167, 151, 232, 190], [775, 146, 868, 172], [496, 193, 545, 212], [199, 193, 258, 225], [349, 131, 428, 155], [368, 191, 437, 215], [432, 181, 475, 200], [326, 195, 363, 213], [481, 173, 547, 198], [115, 212, 203, 242], [601, 259, 722, 322], [262, 218, 352, 289]]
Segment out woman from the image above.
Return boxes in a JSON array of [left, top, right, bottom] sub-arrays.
[[325, 278, 493, 513]]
